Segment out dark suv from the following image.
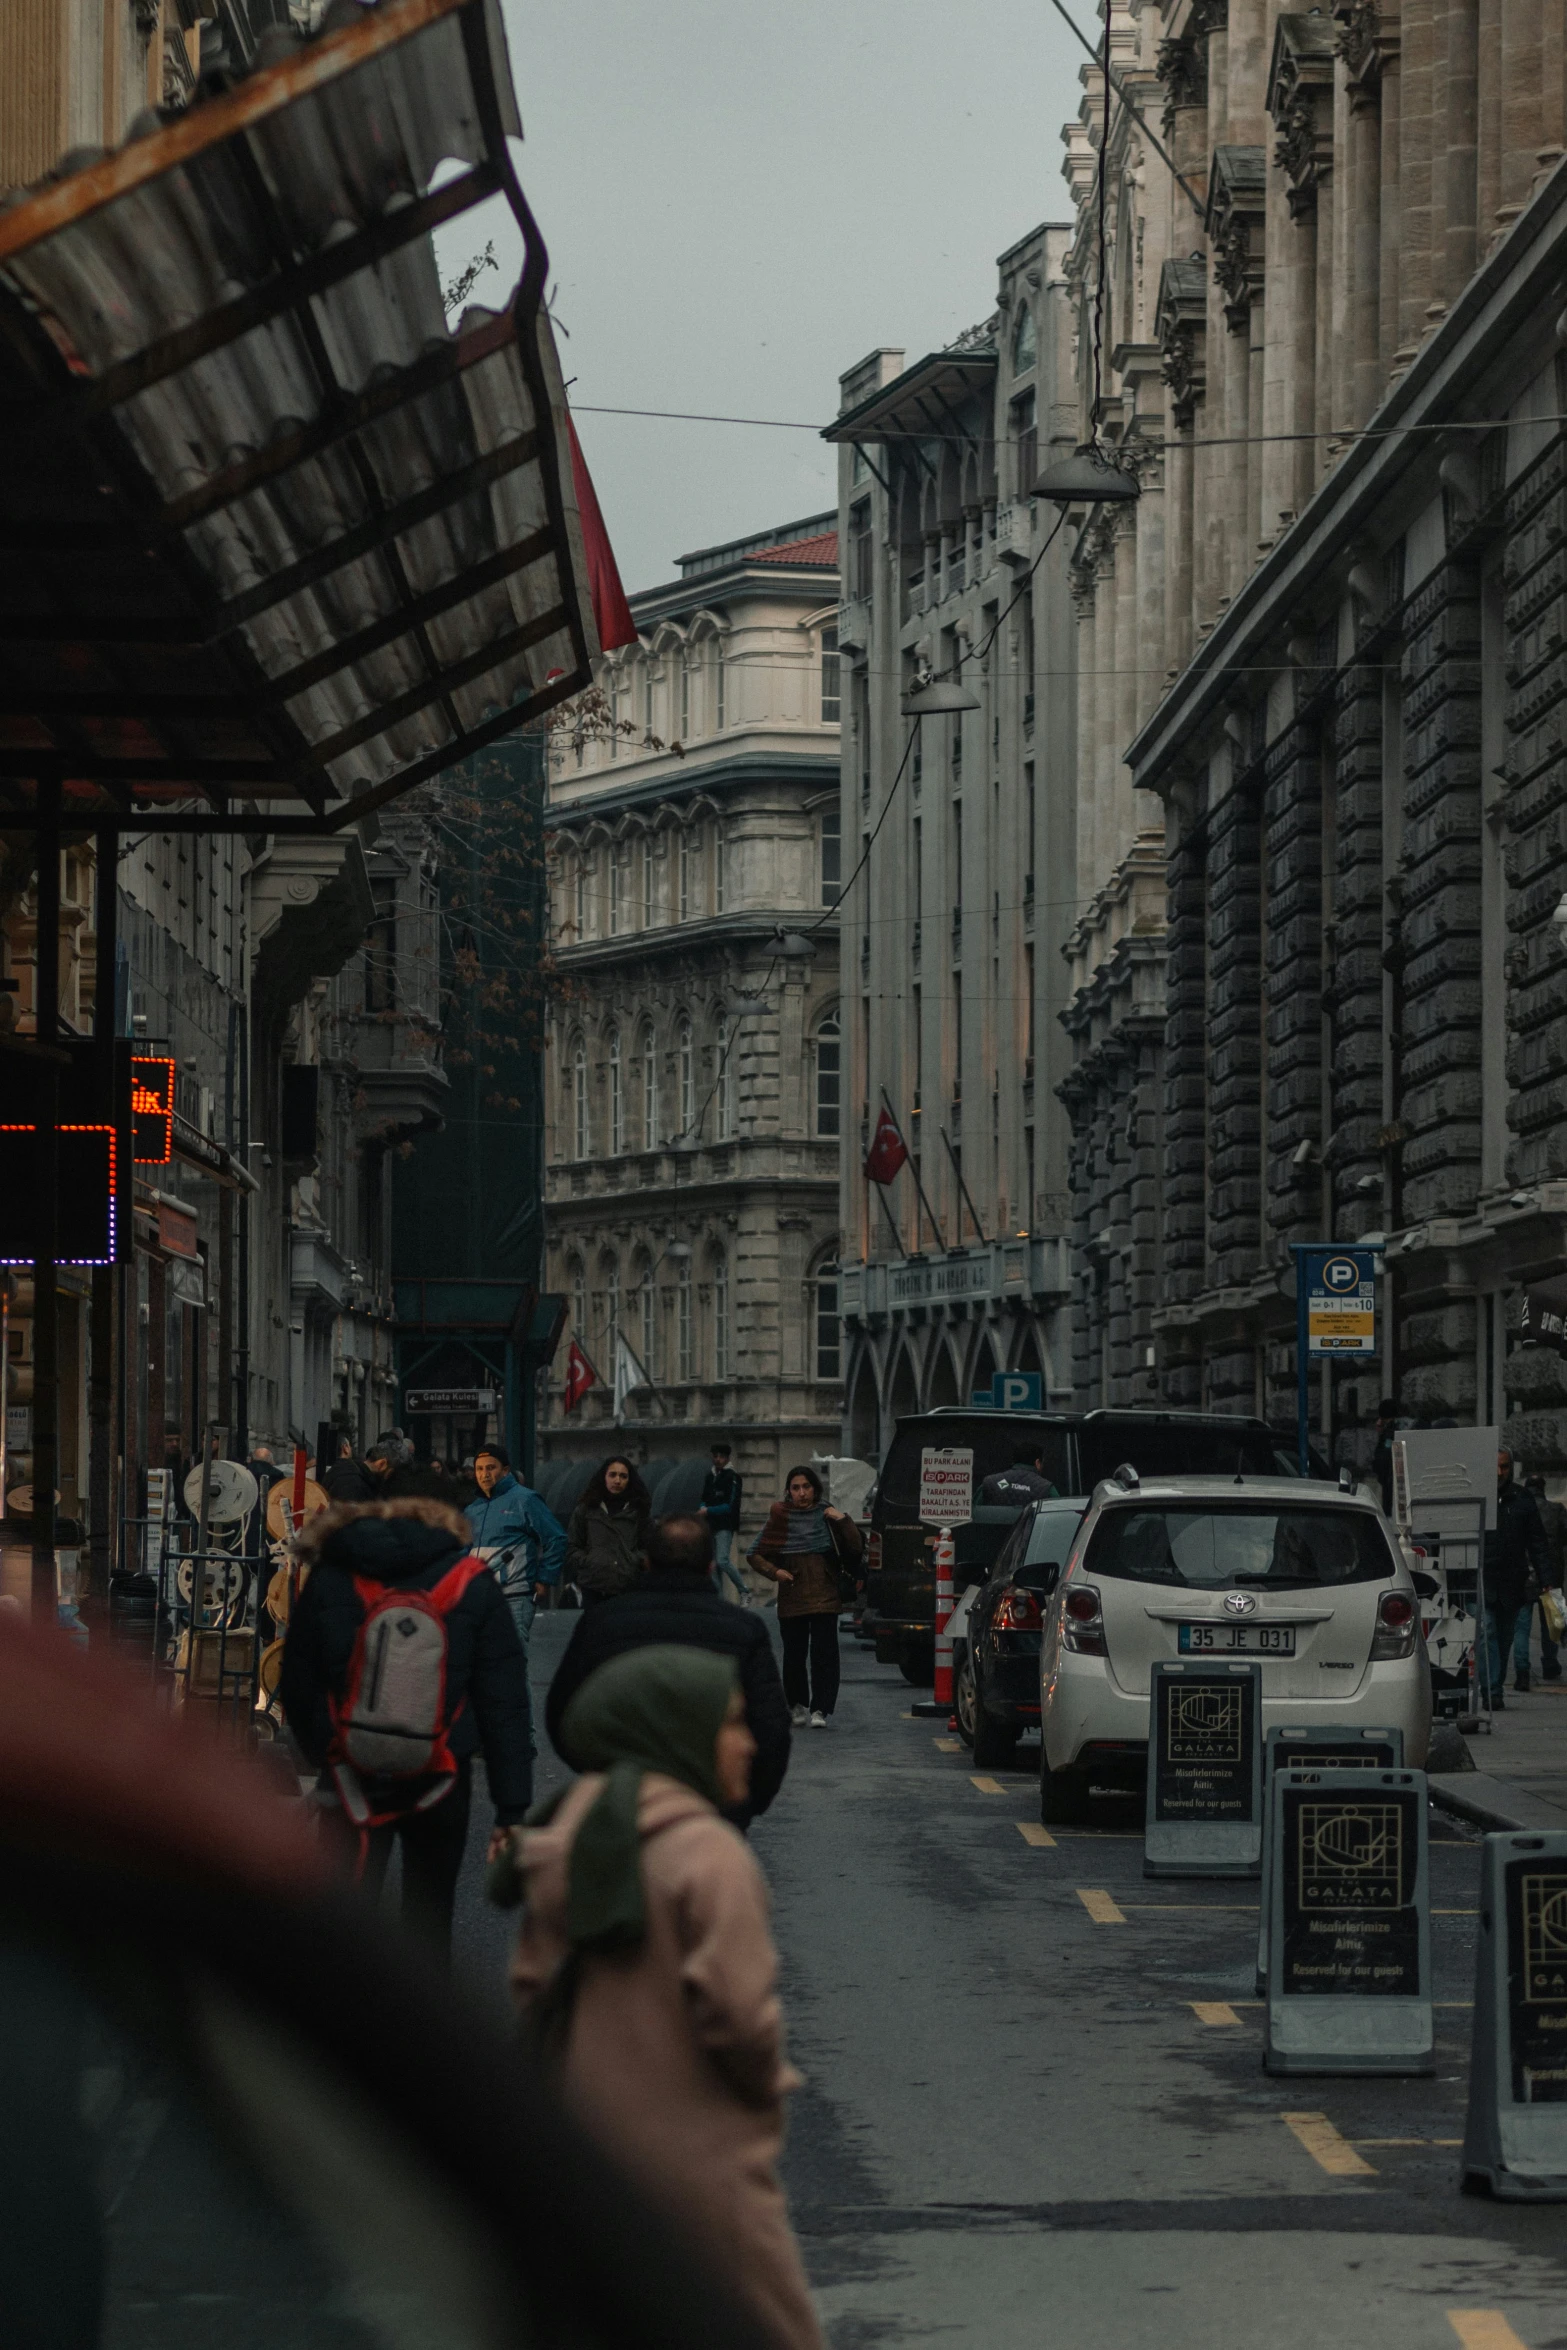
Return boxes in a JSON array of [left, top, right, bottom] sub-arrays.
[[865, 1408, 1322, 1682]]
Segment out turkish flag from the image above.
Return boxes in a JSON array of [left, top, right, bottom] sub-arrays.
[[863, 1106, 910, 1186], [562, 1339, 598, 1413], [566, 414, 638, 653]]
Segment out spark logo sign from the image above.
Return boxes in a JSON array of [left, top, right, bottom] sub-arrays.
[[131, 1054, 175, 1164], [0, 1126, 118, 1265]]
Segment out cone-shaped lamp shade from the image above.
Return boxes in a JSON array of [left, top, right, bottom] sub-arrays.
[[900, 677, 983, 716], [1033, 444, 1139, 505]]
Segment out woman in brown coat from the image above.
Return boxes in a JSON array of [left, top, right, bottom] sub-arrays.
[[747, 1466, 863, 1728], [510, 1645, 821, 2350]]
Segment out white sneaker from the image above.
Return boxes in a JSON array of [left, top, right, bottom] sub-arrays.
[[790, 1705, 809, 1728], [810, 1710, 828, 1728]]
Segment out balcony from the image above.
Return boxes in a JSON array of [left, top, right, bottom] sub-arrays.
[[837, 597, 870, 655], [995, 500, 1033, 565]]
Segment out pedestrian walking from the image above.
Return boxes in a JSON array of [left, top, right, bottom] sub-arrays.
[[465, 1443, 566, 1656], [1372, 1397, 1402, 1516], [278, 1497, 534, 1956], [1479, 1450, 1552, 1704], [546, 1511, 790, 1826], [747, 1465, 863, 1728], [700, 1441, 748, 1602], [321, 1433, 377, 1504], [565, 1456, 651, 1605], [1522, 1471, 1565, 1683], [509, 1645, 822, 2350]]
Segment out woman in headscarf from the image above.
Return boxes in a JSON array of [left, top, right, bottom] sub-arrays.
[[509, 1646, 820, 2350], [565, 1455, 652, 1604], [747, 1466, 863, 1729]]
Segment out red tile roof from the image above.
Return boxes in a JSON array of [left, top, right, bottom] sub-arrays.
[[751, 529, 838, 567]]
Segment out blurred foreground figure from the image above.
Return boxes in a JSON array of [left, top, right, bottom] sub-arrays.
[[510, 1647, 822, 2350]]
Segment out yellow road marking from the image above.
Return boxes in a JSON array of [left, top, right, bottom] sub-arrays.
[[1191, 2001, 1242, 2026], [1448, 2316, 1531, 2350], [1356, 2138, 1464, 2148], [1433, 1909, 1479, 1916], [1281, 2112, 1377, 2177], [1016, 1821, 1055, 1848], [1123, 1902, 1259, 1912], [970, 1775, 1005, 1794], [934, 1737, 962, 1752], [1077, 1888, 1127, 1924]]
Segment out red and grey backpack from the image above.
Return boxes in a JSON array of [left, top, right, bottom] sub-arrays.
[[328, 1554, 488, 1828]]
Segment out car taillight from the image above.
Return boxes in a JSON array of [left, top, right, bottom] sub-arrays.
[[995, 1586, 1042, 1633], [867, 1531, 882, 1574], [1372, 1588, 1418, 1659], [1062, 1583, 1106, 1655]]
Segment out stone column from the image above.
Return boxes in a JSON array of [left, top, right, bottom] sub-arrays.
[[1074, 579, 1099, 905], [1497, 0, 1543, 227], [1427, 0, 1451, 322], [1260, 140, 1302, 546], [1315, 166, 1336, 477], [1115, 511, 1140, 857], [1379, 21, 1404, 375], [1477, 0, 1503, 231], [1444, 0, 1479, 293], [1398, 0, 1433, 360], [1539, 0, 1564, 179], [1164, 413, 1195, 677], [1347, 85, 1382, 427]]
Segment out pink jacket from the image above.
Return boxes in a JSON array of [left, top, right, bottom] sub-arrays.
[[511, 1772, 821, 2350]]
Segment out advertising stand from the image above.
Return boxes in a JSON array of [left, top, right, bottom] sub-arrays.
[[1263, 1766, 1433, 2075], [1144, 1661, 1263, 1877], [1461, 1830, 1567, 2199], [1393, 1429, 1498, 1727], [1255, 1727, 1405, 1994]]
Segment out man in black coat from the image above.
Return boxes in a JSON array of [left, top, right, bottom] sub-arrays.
[[546, 1512, 792, 1826], [279, 1497, 534, 1952], [1481, 1450, 1553, 1705]]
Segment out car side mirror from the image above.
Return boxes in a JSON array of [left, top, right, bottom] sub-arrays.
[[1410, 1569, 1439, 1599]]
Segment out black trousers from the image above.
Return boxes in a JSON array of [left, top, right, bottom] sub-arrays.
[[332, 1762, 472, 1959], [781, 1612, 840, 1714]]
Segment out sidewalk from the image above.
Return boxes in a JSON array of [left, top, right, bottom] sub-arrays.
[[1429, 1672, 1567, 1833]]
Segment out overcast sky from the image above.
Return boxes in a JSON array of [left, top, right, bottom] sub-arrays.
[[459, 1, 1088, 591]]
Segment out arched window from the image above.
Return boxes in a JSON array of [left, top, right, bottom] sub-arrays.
[[635, 1251, 656, 1377], [814, 1262, 841, 1379], [608, 676, 619, 759], [714, 824, 726, 914], [677, 1258, 694, 1381], [678, 831, 692, 922], [642, 663, 654, 736], [573, 853, 586, 939], [605, 1253, 621, 1344], [608, 1029, 623, 1154], [820, 807, 841, 905], [1012, 302, 1037, 374], [677, 1016, 694, 1136], [568, 1255, 586, 1340], [712, 1253, 730, 1381], [715, 1016, 734, 1140], [680, 658, 691, 739], [714, 641, 726, 730], [640, 1021, 658, 1147], [814, 1011, 841, 1138], [608, 846, 622, 936], [641, 836, 654, 927], [571, 1035, 588, 1159], [820, 623, 840, 723]]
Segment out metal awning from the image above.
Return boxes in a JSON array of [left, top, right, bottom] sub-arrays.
[[0, 0, 599, 834], [821, 347, 998, 447]]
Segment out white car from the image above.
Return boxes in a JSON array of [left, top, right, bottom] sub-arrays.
[[1038, 1470, 1432, 1824]]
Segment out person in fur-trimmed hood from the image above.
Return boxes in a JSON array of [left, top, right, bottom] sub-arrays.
[[279, 1497, 533, 1954]]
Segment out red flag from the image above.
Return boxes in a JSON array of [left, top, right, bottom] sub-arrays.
[[566, 414, 638, 653], [562, 1338, 598, 1414], [863, 1106, 910, 1186]]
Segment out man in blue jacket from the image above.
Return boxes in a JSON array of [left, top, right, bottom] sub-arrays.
[[464, 1444, 566, 1656]]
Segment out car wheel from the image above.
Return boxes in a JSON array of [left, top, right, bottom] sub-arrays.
[[954, 1650, 977, 1746], [1040, 1754, 1090, 1825], [898, 1650, 935, 1686], [971, 1684, 1019, 1770]]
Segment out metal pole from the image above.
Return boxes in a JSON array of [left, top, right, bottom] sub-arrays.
[[87, 825, 119, 1624], [1294, 1244, 1310, 1476], [30, 779, 61, 1622]]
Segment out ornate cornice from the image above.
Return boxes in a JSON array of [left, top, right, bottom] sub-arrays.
[[1268, 15, 1339, 219], [1205, 146, 1268, 330], [1156, 257, 1209, 425], [1155, 32, 1208, 132], [1334, 0, 1398, 107]]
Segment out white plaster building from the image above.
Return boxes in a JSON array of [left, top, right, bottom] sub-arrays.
[[540, 516, 844, 1502]]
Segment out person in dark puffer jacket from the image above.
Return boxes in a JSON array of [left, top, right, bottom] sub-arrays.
[[279, 1497, 534, 1955]]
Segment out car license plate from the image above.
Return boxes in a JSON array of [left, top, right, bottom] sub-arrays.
[[1177, 1622, 1296, 1656]]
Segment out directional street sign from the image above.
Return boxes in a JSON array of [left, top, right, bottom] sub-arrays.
[[1263, 1766, 1434, 2076], [1461, 1830, 1567, 2198], [1144, 1662, 1263, 1879]]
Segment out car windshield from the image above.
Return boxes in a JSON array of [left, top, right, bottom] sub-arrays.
[[879, 1421, 1074, 1515], [1078, 1422, 1303, 1483], [1085, 1506, 1394, 1589]]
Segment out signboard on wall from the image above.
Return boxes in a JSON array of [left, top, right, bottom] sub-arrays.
[[918, 1445, 974, 1526], [131, 1055, 175, 1163]]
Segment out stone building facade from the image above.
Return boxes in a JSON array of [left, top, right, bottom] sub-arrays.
[[539, 518, 844, 1501], [1049, 0, 1567, 1460], [824, 230, 1080, 1460]]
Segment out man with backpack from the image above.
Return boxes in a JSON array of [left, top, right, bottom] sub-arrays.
[[279, 1496, 534, 1955]]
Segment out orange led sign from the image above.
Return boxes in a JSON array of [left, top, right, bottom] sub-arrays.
[[131, 1054, 175, 1163]]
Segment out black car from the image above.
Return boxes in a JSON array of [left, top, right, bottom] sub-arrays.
[[954, 1498, 1086, 1765]]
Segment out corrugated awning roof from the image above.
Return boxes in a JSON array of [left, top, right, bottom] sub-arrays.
[[0, 0, 602, 834], [820, 348, 997, 447]]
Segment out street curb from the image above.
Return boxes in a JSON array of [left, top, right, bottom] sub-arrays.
[[1429, 1772, 1567, 1835]]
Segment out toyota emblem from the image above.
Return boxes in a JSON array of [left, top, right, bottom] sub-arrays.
[[1222, 1591, 1258, 1616]]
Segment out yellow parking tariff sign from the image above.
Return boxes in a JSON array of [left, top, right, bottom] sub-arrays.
[[1305, 1250, 1377, 1357]]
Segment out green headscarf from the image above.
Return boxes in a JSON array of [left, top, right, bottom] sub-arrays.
[[557, 1645, 740, 1954]]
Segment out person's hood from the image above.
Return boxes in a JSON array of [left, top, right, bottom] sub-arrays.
[[517, 1771, 718, 1926], [297, 1497, 471, 1584]]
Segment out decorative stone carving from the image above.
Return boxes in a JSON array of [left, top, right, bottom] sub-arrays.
[[1156, 258, 1208, 425], [1334, 0, 1398, 108], [1268, 15, 1339, 219], [1155, 33, 1208, 132], [1205, 146, 1268, 331]]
